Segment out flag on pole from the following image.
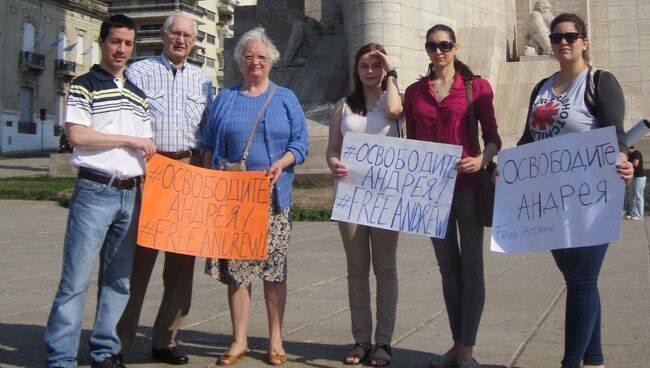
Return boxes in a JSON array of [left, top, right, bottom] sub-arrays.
[[63, 43, 78, 53], [76, 45, 92, 63], [28, 34, 48, 52], [49, 36, 65, 49], [80, 46, 93, 56]]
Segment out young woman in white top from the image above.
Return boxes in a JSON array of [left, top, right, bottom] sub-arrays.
[[326, 42, 404, 367]]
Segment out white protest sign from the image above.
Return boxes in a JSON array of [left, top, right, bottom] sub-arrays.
[[331, 132, 462, 238], [491, 127, 624, 253]]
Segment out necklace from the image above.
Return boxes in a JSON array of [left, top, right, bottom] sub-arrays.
[[431, 77, 454, 95]]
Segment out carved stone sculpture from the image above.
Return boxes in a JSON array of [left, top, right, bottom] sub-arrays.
[[283, 15, 327, 66], [525, 0, 554, 56]]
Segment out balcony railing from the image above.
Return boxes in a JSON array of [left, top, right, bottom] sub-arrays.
[[19, 51, 46, 71], [187, 52, 205, 66], [218, 4, 234, 15], [109, 2, 206, 18], [55, 59, 77, 77]]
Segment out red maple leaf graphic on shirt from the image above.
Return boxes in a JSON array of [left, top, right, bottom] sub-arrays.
[[531, 101, 560, 130]]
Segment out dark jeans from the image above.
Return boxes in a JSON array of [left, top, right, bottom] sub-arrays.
[[552, 244, 608, 368]]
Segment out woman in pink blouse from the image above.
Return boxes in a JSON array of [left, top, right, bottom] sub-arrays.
[[405, 24, 501, 368]]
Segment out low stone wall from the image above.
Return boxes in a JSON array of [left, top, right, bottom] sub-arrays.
[[49, 153, 77, 177]]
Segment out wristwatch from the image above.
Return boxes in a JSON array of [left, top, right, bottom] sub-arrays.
[[386, 69, 398, 79]]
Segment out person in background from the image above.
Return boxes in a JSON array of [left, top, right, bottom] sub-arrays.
[[625, 145, 645, 220], [44, 14, 156, 368], [116, 12, 213, 366], [517, 13, 633, 368], [201, 26, 308, 366], [405, 24, 501, 368], [58, 133, 73, 153], [326, 42, 403, 367]]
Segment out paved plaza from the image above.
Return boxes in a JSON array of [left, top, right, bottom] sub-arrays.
[[0, 156, 648, 367]]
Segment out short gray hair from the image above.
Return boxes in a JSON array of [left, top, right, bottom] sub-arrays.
[[233, 27, 280, 65], [162, 12, 198, 35]]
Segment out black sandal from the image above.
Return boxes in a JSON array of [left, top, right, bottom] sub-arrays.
[[344, 342, 371, 365], [370, 344, 392, 367]]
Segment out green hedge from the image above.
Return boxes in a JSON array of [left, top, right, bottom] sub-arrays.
[[0, 176, 75, 201], [2, 175, 648, 219]]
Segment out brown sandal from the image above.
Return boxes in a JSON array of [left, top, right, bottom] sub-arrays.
[[267, 352, 288, 366], [216, 352, 246, 366]]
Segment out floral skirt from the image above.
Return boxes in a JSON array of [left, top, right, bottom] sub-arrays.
[[205, 200, 292, 288]]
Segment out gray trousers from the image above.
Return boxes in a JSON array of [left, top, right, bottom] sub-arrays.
[[431, 188, 485, 347], [338, 222, 399, 346], [117, 154, 199, 351]]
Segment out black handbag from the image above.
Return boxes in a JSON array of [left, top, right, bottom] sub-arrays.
[[464, 79, 495, 227]]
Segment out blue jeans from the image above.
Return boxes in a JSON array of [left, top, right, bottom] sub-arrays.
[[626, 176, 646, 218], [44, 177, 140, 367], [431, 188, 485, 347], [552, 244, 608, 368]]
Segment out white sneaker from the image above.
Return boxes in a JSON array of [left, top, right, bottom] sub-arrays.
[[631, 216, 642, 220], [625, 215, 633, 219]]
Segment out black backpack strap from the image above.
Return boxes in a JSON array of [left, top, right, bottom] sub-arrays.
[[518, 77, 548, 146]]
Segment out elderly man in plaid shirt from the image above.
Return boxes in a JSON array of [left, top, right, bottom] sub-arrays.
[[116, 12, 213, 366]]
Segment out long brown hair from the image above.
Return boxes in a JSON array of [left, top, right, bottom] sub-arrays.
[[420, 24, 474, 81], [550, 13, 590, 62], [346, 43, 388, 116]]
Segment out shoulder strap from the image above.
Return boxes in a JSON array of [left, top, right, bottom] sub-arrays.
[[585, 66, 601, 118], [523, 77, 548, 135], [240, 85, 278, 162], [464, 78, 480, 156]]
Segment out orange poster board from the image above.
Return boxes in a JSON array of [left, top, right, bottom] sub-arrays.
[[138, 154, 270, 260]]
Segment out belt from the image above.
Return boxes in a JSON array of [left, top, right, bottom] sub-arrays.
[[78, 167, 141, 190], [158, 150, 193, 160]]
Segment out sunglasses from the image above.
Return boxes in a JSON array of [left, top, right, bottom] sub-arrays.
[[549, 32, 583, 44], [425, 40, 455, 53]]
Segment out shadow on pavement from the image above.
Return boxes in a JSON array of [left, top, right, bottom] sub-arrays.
[[0, 323, 510, 368]]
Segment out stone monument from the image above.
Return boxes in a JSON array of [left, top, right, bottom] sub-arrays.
[[524, 0, 554, 56], [227, 0, 650, 152]]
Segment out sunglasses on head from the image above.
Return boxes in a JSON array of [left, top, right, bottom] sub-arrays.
[[549, 32, 583, 44], [425, 40, 455, 53]]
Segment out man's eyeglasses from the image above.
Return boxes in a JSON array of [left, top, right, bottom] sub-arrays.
[[242, 55, 270, 63], [549, 32, 583, 45], [425, 41, 455, 53], [164, 29, 195, 42]]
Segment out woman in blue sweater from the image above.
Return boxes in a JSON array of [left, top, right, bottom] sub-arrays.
[[201, 26, 309, 366]]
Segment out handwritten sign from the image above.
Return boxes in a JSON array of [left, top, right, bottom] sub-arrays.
[[138, 154, 270, 259], [331, 132, 462, 238], [491, 127, 624, 253]]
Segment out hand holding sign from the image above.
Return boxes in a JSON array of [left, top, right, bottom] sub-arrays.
[[491, 127, 625, 253], [138, 154, 271, 259], [331, 132, 462, 238]]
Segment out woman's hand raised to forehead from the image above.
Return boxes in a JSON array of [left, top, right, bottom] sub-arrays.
[[368, 50, 394, 72]]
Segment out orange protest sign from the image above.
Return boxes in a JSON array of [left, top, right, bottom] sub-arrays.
[[138, 154, 271, 260]]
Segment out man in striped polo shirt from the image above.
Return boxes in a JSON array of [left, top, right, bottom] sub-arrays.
[[116, 12, 213, 366], [44, 14, 156, 368]]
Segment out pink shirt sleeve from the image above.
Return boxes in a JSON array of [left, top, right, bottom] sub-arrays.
[[472, 78, 502, 152]]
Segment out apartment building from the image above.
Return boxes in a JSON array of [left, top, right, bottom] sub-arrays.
[[0, 0, 108, 153], [107, 0, 237, 95], [0, 0, 236, 153]]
